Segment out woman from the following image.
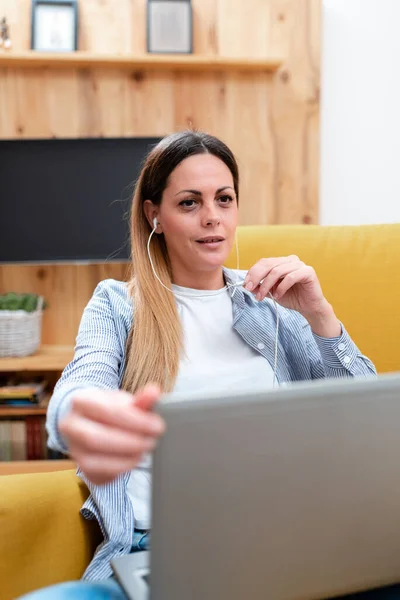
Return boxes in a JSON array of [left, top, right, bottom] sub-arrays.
[[22, 131, 394, 600]]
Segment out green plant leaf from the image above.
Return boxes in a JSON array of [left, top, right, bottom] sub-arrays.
[[0, 292, 45, 312]]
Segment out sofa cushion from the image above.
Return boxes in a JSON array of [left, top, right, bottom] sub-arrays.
[[0, 469, 102, 599]]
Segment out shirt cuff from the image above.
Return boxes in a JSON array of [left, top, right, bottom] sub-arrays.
[[312, 322, 358, 370], [47, 386, 87, 454]]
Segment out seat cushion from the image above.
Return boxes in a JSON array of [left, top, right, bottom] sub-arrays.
[[0, 469, 102, 599]]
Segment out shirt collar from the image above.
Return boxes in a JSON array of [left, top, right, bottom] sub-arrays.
[[223, 266, 252, 312]]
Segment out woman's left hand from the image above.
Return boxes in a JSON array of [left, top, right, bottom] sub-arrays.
[[244, 256, 342, 337]]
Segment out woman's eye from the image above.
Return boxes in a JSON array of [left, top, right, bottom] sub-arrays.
[[218, 195, 233, 204], [179, 199, 197, 208]]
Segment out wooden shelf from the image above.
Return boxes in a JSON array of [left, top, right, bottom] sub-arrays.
[[0, 344, 74, 372], [0, 405, 47, 417], [0, 51, 283, 73]]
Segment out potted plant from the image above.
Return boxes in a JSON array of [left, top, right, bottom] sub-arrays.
[[0, 293, 46, 357]]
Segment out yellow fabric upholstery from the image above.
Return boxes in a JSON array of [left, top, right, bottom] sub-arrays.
[[226, 224, 400, 374], [1, 224, 399, 598], [0, 469, 102, 599]]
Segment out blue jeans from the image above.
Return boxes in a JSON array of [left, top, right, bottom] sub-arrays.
[[17, 581, 400, 600], [17, 530, 400, 599], [18, 578, 126, 600]]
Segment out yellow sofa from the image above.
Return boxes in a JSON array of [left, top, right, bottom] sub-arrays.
[[1, 223, 399, 599]]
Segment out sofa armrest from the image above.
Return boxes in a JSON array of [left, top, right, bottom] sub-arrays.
[[0, 468, 102, 600], [0, 459, 76, 475]]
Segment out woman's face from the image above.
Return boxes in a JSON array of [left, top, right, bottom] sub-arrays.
[[148, 154, 238, 284]]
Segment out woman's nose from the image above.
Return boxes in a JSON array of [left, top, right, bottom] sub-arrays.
[[205, 216, 220, 226], [202, 206, 220, 227]]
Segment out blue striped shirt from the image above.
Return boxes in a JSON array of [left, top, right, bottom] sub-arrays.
[[46, 268, 376, 581]]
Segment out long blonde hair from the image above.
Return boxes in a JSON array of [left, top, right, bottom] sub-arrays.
[[121, 131, 239, 394]]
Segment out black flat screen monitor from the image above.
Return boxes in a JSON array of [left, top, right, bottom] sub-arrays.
[[0, 136, 161, 263]]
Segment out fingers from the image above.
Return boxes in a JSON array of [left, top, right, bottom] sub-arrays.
[[274, 265, 315, 299], [70, 388, 165, 437], [59, 413, 158, 457], [134, 384, 162, 412], [244, 256, 300, 298], [60, 386, 167, 485], [256, 261, 303, 300]]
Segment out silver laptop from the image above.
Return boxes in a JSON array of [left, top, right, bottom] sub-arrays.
[[111, 373, 400, 600]]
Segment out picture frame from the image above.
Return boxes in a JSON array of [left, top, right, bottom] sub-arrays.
[[31, 0, 78, 52], [147, 0, 192, 54]]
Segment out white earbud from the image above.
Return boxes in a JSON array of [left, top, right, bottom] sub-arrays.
[[153, 217, 158, 230]]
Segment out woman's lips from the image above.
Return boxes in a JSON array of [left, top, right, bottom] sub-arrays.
[[196, 237, 225, 249]]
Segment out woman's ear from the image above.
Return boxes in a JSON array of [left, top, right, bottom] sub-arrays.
[[144, 200, 161, 232]]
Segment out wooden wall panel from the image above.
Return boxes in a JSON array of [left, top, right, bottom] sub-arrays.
[[0, 0, 321, 345], [217, 0, 271, 57], [268, 0, 321, 225], [0, 263, 131, 345]]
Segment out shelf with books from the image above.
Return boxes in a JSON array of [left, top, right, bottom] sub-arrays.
[[0, 351, 73, 461], [0, 381, 55, 460]]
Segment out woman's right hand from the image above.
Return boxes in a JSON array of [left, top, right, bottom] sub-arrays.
[[59, 384, 165, 485]]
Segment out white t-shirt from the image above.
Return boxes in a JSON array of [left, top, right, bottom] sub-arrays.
[[126, 284, 275, 530]]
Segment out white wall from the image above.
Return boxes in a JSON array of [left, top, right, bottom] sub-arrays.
[[320, 0, 400, 225]]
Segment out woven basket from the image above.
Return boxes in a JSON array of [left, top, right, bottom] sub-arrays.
[[0, 297, 44, 358]]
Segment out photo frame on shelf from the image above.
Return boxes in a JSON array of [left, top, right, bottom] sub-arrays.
[[147, 0, 192, 54], [31, 0, 78, 52]]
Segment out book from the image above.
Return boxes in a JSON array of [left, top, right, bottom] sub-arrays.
[[0, 379, 47, 404], [0, 400, 38, 407], [10, 420, 27, 460], [0, 421, 12, 461], [26, 418, 35, 460], [32, 416, 42, 460]]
